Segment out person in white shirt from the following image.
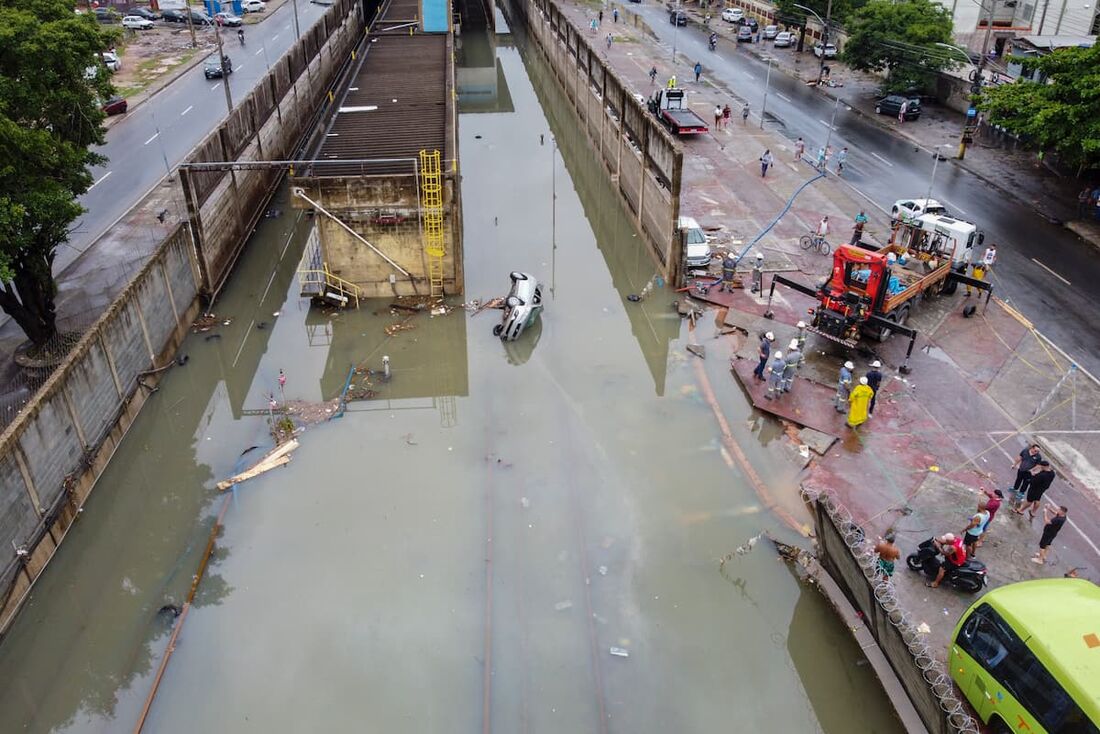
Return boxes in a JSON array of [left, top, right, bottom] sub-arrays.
[[982, 244, 997, 270], [816, 216, 829, 245]]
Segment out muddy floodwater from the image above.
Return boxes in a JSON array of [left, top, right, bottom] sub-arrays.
[[0, 19, 903, 734]]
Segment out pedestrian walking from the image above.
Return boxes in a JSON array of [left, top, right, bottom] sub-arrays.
[[962, 504, 990, 558], [759, 149, 773, 177], [816, 146, 827, 170], [722, 103, 731, 127], [598, 8, 603, 24], [1018, 461, 1056, 519], [874, 531, 900, 576], [649, 65, 658, 85], [834, 360, 853, 413], [835, 146, 848, 174], [847, 377, 873, 428], [794, 137, 805, 161], [764, 350, 785, 400], [695, 61, 703, 83], [1032, 505, 1068, 565], [590, 17, 598, 33], [606, 32, 613, 49], [714, 104, 723, 129], [850, 210, 867, 245], [981, 243, 996, 272], [1011, 443, 1043, 506], [752, 331, 775, 380], [750, 251, 764, 293], [612, 7, 619, 22], [898, 99, 908, 124], [741, 102, 750, 124], [756, 28, 762, 42], [667, 74, 677, 89], [781, 339, 801, 392], [866, 359, 883, 416], [720, 250, 737, 292], [966, 253, 989, 297]]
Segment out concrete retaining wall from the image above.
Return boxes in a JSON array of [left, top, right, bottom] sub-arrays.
[[519, 0, 685, 283], [0, 227, 201, 636], [181, 0, 367, 295]]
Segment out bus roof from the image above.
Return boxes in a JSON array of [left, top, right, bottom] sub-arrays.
[[982, 579, 1100, 712]]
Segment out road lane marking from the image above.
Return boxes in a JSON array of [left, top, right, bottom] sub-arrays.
[[210, 82, 221, 91], [743, 72, 755, 80], [775, 92, 791, 102], [943, 200, 967, 215], [88, 171, 112, 190], [1031, 258, 1071, 285], [144, 132, 159, 145], [181, 105, 194, 116], [818, 119, 835, 130], [273, 34, 279, 41], [255, 48, 264, 55], [871, 152, 894, 167], [235, 64, 244, 72]]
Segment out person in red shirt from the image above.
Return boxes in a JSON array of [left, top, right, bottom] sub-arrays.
[[976, 488, 1003, 551], [929, 533, 966, 588]]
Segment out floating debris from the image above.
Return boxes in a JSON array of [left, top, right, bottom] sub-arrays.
[[609, 647, 630, 658], [384, 322, 417, 337], [553, 600, 573, 612], [217, 439, 299, 491]]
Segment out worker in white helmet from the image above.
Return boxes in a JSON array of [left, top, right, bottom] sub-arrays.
[[866, 359, 884, 416], [835, 360, 854, 412], [782, 339, 802, 392], [765, 350, 785, 400], [752, 331, 775, 380]]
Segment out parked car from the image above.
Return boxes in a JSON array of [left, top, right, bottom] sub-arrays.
[[126, 6, 160, 20], [189, 9, 213, 24], [103, 95, 128, 115], [93, 7, 120, 23], [101, 51, 122, 71], [763, 24, 779, 39], [875, 94, 922, 120], [214, 11, 243, 25], [121, 15, 155, 29], [680, 216, 712, 269], [161, 8, 187, 22], [813, 42, 838, 58], [721, 7, 742, 22], [738, 16, 758, 32], [772, 30, 792, 47], [736, 25, 753, 42], [669, 9, 687, 25], [204, 55, 232, 79], [891, 198, 947, 222], [241, 0, 266, 12]]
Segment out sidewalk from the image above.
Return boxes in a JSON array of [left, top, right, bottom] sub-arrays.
[[660, 3, 1100, 244], [563, 0, 1100, 663]]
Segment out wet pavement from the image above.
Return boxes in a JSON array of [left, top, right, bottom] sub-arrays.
[[0, 20, 904, 734]]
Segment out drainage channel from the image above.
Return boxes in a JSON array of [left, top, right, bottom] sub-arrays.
[[0, 20, 902, 734]]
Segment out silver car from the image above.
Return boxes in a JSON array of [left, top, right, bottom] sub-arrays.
[[773, 31, 792, 48], [493, 272, 544, 341], [763, 24, 779, 39]]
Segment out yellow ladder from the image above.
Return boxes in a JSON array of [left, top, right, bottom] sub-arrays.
[[420, 149, 446, 299]]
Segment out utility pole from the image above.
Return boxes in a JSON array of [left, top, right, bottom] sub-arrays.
[[959, 0, 997, 159], [184, 0, 198, 48], [759, 57, 773, 129], [672, 0, 681, 62], [213, 20, 234, 114], [292, 0, 301, 38], [794, 1, 832, 86]]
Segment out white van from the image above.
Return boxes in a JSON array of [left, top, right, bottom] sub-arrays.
[[680, 216, 712, 269]]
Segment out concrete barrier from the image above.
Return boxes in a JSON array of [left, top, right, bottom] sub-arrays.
[[515, 0, 685, 284]]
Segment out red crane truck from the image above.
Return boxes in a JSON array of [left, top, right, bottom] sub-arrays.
[[646, 87, 709, 136], [764, 214, 992, 373]]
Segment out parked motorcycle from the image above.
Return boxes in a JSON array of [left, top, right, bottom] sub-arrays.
[[906, 537, 988, 593]]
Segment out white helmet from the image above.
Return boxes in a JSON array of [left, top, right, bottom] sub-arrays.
[[765, 331, 775, 341], [797, 320, 806, 329], [789, 339, 799, 350], [871, 360, 882, 368], [774, 351, 783, 360], [859, 376, 868, 385], [844, 361, 854, 370]]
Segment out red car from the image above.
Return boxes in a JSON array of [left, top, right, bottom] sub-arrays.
[[103, 96, 128, 115]]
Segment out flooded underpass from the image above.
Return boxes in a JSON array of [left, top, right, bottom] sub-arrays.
[[0, 12, 904, 734]]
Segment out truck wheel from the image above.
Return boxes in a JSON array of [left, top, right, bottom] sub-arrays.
[[942, 278, 958, 296], [875, 315, 896, 342], [896, 306, 909, 327]]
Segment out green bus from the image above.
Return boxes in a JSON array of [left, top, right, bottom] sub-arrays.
[[948, 579, 1100, 733]]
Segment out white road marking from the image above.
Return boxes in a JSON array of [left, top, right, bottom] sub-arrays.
[[775, 92, 791, 102], [1031, 258, 1071, 285], [88, 171, 112, 190], [210, 82, 222, 91], [942, 200, 967, 215], [743, 72, 755, 80], [255, 48, 264, 55], [273, 34, 279, 41], [818, 119, 835, 130], [144, 132, 159, 145], [871, 152, 894, 167], [181, 105, 194, 116], [235, 64, 244, 72]]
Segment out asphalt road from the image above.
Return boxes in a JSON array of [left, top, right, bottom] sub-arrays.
[[638, 7, 1100, 376], [61, 0, 332, 273]]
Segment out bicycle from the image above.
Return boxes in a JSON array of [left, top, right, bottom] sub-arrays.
[[799, 233, 831, 255]]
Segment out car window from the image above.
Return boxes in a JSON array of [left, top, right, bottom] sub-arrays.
[[686, 229, 707, 245]]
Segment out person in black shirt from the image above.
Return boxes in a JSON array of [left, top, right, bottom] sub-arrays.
[[1018, 460, 1056, 519], [866, 360, 883, 416], [1032, 505, 1067, 565], [1011, 444, 1042, 507]]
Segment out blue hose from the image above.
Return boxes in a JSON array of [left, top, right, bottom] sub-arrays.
[[733, 170, 826, 267]]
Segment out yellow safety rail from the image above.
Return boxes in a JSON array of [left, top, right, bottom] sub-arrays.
[[298, 263, 363, 309], [419, 149, 446, 299]]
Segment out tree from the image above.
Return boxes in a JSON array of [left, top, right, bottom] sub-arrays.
[[0, 0, 115, 349], [980, 45, 1100, 172], [841, 0, 955, 93]]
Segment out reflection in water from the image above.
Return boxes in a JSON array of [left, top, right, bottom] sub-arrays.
[[499, 317, 542, 365]]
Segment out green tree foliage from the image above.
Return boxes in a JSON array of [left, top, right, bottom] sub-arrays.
[[980, 45, 1100, 171], [0, 0, 116, 347], [841, 0, 955, 93]]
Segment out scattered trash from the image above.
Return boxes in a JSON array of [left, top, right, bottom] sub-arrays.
[[216, 439, 299, 491], [916, 622, 931, 634], [686, 344, 706, 359], [384, 322, 417, 337], [609, 647, 630, 658], [272, 311, 281, 317], [402, 433, 418, 446], [204, 334, 222, 342], [798, 444, 810, 459], [520, 497, 530, 508], [735, 533, 762, 555], [553, 600, 573, 612], [929, 465, 940, 472], [598, 565, 608, 576]]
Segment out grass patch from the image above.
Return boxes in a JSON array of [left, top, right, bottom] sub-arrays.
[[119, 48, 199, 97]]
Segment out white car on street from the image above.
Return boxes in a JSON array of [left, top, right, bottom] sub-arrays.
[[892, 198, 948, 222], [121, 15, 155, 29], [721, 7, 743, 22], [813, 42, 838, 58], [241, 0, 266, 11]]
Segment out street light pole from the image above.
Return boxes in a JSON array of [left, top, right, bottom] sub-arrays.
[[759, 57, 773, 129], [672, 0, 681, 62], [213, 20, 234, 114], [923, 148, 943, 204], [794, 1, 832, 86], [935, 37, 986, 160], [291, 0, 301, 39], [823, 94, 840, 167]]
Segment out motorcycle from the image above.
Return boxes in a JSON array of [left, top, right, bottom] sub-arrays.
[[708, 35, 717, 51], [906, 537, 988, 593]]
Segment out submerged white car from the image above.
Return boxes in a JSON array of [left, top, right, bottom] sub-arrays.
[[493, 272, 544, 342], [892, 198, 948, 222]]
